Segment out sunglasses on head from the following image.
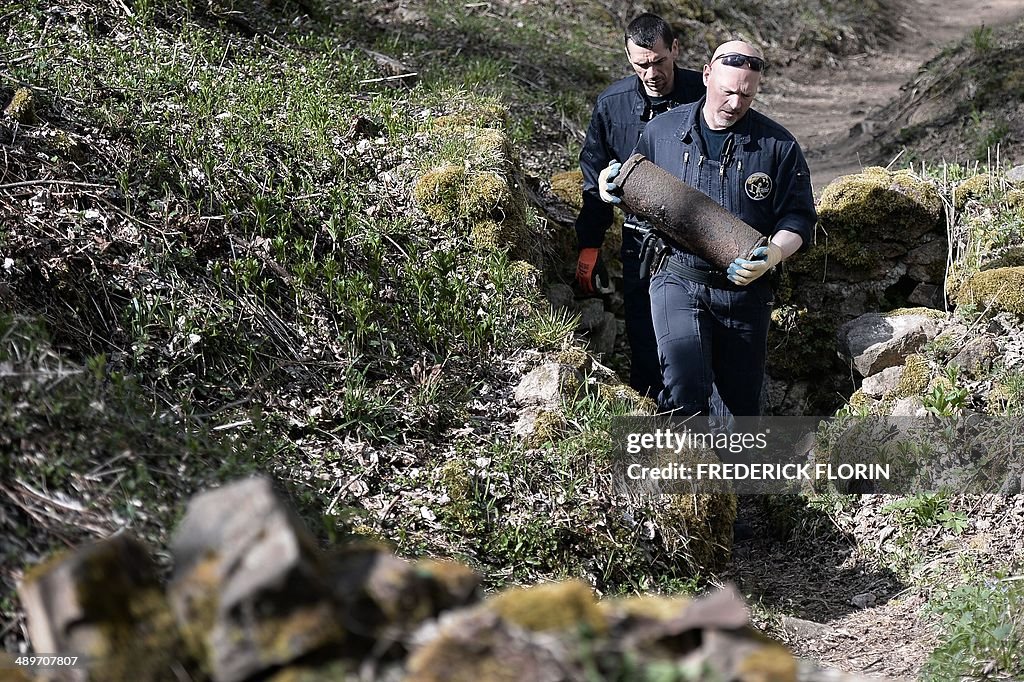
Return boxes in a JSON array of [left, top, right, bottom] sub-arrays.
[[712, 52, 766, 72]]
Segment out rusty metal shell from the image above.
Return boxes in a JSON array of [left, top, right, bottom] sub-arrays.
[[616, 153, 767, 270]]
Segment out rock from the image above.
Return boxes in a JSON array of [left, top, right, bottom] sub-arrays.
[[908, 282, 943, 308], [577, 298, 605, 331], [329, 546, 480, 640], [545, 282, 574, 311], [1007, 164, 1024, 184], [817, 167, 944, 245], [781, 615, 836, 640], [905, 238, 948, 282], [18, 534, 185, 680], [405, 608, 568, 682], [589, 311, 618, 356], [850, 592, 876, 609], [513, 362, 581, 407], [889, 396, 926, 417], [512, 406, 567, 446], [860, 365, 902, 398], [168, 476, 344, 682], [957, 267, 1024, 315], [946, 336, 999, 378], [837, 310, 939, 377]]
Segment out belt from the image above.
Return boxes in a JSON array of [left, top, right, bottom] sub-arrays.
[[658, 258, 737, 289], [639, 231, 738, 289]]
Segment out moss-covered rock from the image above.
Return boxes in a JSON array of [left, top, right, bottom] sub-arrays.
[[892, 353, 931, 398], [954, 173, 996, 211], [3, 87, 34, 122], [958, 266, 1024, 315], [413, 124, 534, 260], [550, 170, 583, 210], [487, 580, 606, 634], [817, 167, 943, 248]]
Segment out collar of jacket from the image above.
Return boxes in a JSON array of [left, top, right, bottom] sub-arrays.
[[678, 96, 754, 150], [630, 66, 694, 116]]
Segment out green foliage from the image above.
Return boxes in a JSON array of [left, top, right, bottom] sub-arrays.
[[921, 366, 970, 417], [922, 578, 1024, 681], [883, 491, 968, 533], [970, 24, 995, 53]]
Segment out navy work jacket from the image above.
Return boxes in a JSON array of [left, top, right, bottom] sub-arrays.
[[634, 98, 817, 269], [575, 67, 704, 249]]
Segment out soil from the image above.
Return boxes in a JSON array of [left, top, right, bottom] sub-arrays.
[[730, 3, 1024, 678], [758, 0, 1024, 193]]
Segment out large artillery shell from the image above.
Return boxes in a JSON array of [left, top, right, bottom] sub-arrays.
[[617, 153, 766, 270]]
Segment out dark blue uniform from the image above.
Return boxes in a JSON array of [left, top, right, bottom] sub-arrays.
[[576, 66, 704, 399], [633, 98, 816, 416]]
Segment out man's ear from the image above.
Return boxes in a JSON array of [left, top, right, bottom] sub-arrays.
[[670, 38, 679, 57], [702, 64, 711, 85]]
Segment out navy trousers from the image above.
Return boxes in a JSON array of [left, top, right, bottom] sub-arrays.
[[621, 230, 663, 400], [649, 252, 774, 417]]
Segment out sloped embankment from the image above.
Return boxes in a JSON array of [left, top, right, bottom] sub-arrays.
[[867, 18, 1024, 164]]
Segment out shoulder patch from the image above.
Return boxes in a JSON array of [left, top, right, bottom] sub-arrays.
[[745, 172, 772, 201]]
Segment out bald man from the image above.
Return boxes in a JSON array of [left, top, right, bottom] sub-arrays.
[[600, 40, 816, 418]]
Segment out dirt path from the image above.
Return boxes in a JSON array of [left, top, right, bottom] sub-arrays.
[[758, 0, 1024, 193]]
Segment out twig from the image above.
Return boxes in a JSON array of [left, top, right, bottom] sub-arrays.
[[15, 478, 85, 512], [0, 179, 114, 191], [358, 73, 418, 84]]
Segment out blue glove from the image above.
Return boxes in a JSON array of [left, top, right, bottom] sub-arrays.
[[727, 244, 782, 286], [598, 161, 622, 204]]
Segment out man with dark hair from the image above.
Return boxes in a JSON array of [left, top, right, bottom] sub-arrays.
[[575, 13, 704, 400], [600, 41, 816, 418]]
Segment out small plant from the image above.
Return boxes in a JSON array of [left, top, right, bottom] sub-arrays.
[[969, 24, 995, 53], [882, 490, 968, 533], [921, 366, 969, 417], [922, 578, 1024, 680]]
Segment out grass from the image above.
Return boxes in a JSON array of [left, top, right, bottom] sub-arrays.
[[922, 577, 1024, 681]]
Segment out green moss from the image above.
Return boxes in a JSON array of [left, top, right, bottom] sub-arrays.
[[556, 346, 592, 373], [886, 306, 946, 320], [736, 644, 798, 682], [550, 170, 583, 211], [958, 267, 1024, 315], [955, 173, 996, 211], [3, 87, 34, 122], [464, 171, 513, 219], [524, 409, 568, 447], [767, 306, 842, 380], [439, 459, 486, 535], [413, 165, 466, 223], [817, 167, 943, 245], [1006, 188, 1024, 212], [598, 594, 691, 621], [892, 354, 931, 399], [848, 389, 875, 410], [254, 601, 345, 667], [487, 580, 606, 634], [596, 382, 657, 414]]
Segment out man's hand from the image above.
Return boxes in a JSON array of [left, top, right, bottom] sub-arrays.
[[598, 161, 622, 204], [576, 247, 611, 294], [727, 243, 783, 286]]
